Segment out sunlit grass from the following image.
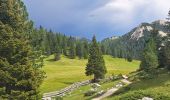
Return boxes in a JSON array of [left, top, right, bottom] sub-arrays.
[[40, 55, 140, 93]]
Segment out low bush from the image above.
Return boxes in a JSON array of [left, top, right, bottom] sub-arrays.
[[112, 74, 123, 81], [95, 90, 106, 97], [113, 90, 170, 100], [137, 70, 158, 79], [52, 96, 63, 100], [113, 85, 131, 95], [84, 90, 96, 97]]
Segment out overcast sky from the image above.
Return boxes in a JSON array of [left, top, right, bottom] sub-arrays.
[[23, 0, 170, 40]]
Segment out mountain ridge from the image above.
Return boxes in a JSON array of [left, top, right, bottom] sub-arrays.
[[101, 19, 170, 59]]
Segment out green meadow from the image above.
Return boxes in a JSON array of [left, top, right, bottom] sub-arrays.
[[40, 55, 140, 93]]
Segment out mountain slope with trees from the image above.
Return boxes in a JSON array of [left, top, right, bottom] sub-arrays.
[[101, 20, 170, 60]]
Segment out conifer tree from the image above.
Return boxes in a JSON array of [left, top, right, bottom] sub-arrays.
[[0, 0, 45, 99], [62, 36, 68, 56], [83, 41, 89, 59], [76, 42, 83, 59], [69, 42, 76, 59], [164, 34, 170, 70], [140, 36, 158, 72], [85, 36, 107, 82], [54, 43, 61, 61], [163, 11, 170, 69], [101, 45, 106, 55]]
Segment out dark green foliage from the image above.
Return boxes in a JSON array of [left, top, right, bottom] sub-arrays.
[[113, 85, 131, 96], [75, 40, 89, 59], [86, 36, 107, 81], [100, 44, 106, 55], [0, 0, 45, 99], [127, 57, 133, 62], [140, 30, 159, 70], [140, 37, 158, 71], [69, 42, 76, 59], [76, 42, 84, 59], [52, 96, 63, 100], [127, 54, 133, 62], [62, 35, 68, 56], [54, 40, 61, 61], [29, 27, 90, 60], [158, 48, 166, 68], [54, 53, 61, 61], [157, 37, 167, 68], [0, 0, 29, 31], [164, 35, 170, 70], [163, 11, 170, 69], [114, 90, 170, 100], [166, 10, 170, 21], [138, 70, 157, 79], [0, 19, 44, 100], [83, 41, 89, 59]]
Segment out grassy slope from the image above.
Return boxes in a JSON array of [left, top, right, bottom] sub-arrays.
[[106, 70, 170, 100], [40, 55, 140, 93]]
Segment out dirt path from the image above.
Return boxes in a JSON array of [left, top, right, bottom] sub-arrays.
[[121, 79, 132, 84], [92, 88, 118, 100], [92, 75, 131, 100]]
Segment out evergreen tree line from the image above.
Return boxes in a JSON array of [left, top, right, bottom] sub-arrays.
[[101, 37, 137, 61], [28, 26, 90, 60]]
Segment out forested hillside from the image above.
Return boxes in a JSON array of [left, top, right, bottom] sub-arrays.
[[101, 20, 170, 60], [28, 26, 90, 60]]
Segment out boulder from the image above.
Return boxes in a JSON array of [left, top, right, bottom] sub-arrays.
[[142, 97, 153, 100]]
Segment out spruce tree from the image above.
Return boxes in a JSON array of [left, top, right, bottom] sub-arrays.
[[140, 37, 158, 72], [164, 34, 170, 70], [76, 42, 83, 59], [69, 42, 76, 59], [54, 43, 61, 61], [163, 11, 170, 70], [101, 45, 106, 55], [0, 0, 45, 99], [62, 36, 68, 56], [83, 41, 89, 59], [85, 36, 107, 82]]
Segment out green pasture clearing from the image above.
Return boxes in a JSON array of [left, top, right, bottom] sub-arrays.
[[40, 55, 140, 93]]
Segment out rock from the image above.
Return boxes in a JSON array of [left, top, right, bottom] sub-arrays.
[[42, 97, 52, 100], [97, 90, 105, 95], [142, 97, 153, 100], [116, 82, 123, 88], [122, 75, 128, 79]]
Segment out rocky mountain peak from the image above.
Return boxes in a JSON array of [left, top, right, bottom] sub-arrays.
[[130, 20, 168, 40], [152, 20, 168, 26]]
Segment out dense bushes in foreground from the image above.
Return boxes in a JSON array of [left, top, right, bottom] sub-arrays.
[[110, 90, 170, 100]]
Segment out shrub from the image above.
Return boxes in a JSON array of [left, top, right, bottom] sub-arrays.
[[84, 90, 96, 96], [112, 74, 123, 81], [113, 85, 131, 95], [52, 96, 63, 100], [137, 70, 158, 79], [95, 90, 106, 97], [113, 90, 170, 100]]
